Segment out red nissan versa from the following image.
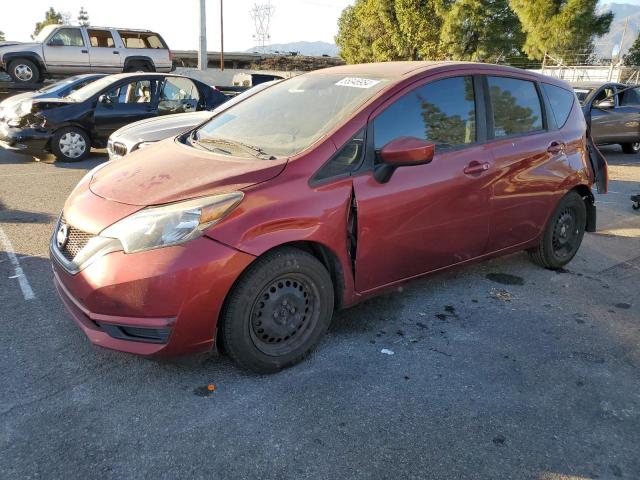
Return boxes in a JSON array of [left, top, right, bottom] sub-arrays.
[[51, 62, 608, 373]]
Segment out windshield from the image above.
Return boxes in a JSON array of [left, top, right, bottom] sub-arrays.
[[34, 25, 59, 43], [66, 76, 117, 102], [573, 88, 593, 105], [39, 76, 82, 94], [194, 74, 389, 158]]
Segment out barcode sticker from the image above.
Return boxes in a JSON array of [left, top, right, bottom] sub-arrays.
[[335, 77, 381, 89]]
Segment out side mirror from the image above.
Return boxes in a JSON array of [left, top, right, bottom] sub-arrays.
[[98, 94, 111, 104], [595, 99, 614, 110], [48, 38, 64, 47], [374, 137, 435, 183]]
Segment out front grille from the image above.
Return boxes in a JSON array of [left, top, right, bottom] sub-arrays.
[[59, 218, 95, 261], [108, 141, 128, 158]]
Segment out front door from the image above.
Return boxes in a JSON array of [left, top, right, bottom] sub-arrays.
[[93, 79, 157, 141], [87, 29, 122, 73], [43, 27, 90, 74], [353, 75, 492, 293]]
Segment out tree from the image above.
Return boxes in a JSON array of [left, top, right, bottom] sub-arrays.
[[440, 0, 525, 62], [509, 0, 613, 62], [0, 31, 5, 42], [32, 7, 64, 39], [336, 0, 447, 63], [624, 33, 640, 66], [77, 6, 90, 26]]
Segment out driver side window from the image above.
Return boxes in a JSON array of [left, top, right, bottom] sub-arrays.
[[49, 28, 85, 47]]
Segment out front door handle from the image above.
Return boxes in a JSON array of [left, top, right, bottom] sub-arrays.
[[463, 161, 490, 175], [81, 49, 88, 53], [113, 51, 120, 54], [547, 141, 565, 154]]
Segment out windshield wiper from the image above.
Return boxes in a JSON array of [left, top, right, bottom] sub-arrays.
[[194, 135, 277, 160]]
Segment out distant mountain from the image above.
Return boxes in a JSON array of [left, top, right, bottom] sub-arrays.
[[246, 41, 338, 57], [596, 3, 640, 57]]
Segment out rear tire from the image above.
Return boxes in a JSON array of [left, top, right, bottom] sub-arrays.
[[51, 127, 90, 162], [8, 58, 40, 84], [528, 191, 587, 270], [621, 142, 640, 154], [220, 247, 334, 373]]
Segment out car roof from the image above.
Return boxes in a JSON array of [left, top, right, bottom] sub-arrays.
[[570, 82, 624, 89], [102, 73, 192, 81]]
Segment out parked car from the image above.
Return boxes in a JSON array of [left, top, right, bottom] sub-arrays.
[[107, 80, 280, 159], [572, 81, 640, 153], [0, 73, 105, 119], [0, 25, 173, 84], [0, 72, 228, 161], [51, 62, 607, 373]]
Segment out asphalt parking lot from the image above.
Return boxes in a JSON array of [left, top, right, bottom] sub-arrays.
[[1, 147, 639, 479]]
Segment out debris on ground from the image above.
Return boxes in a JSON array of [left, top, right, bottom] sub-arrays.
[[489, 288, 514, 302], [380, 349, 395, 355]]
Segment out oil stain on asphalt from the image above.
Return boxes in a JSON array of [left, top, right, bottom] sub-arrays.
[[486, 273, 525, 286]]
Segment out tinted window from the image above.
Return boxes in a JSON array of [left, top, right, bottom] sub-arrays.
[[374, 76, 476, 151], [620, 87, 640, 106], [49, 28, 84, 47], [104, 80, 154, 104], [88, 29, 115, 48], [488, 76, 542, 137], [542, 83, 575, 128], [314, 129, 365, 182]]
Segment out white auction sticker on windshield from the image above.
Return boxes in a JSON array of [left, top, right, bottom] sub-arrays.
[[335, 77, 381, 89]]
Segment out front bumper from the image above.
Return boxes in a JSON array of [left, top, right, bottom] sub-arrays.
[[51, 236, 255, 357], [0, 122, 50, 156]]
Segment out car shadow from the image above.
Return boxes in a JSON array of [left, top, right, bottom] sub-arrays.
[[0, 201, 53, 224]]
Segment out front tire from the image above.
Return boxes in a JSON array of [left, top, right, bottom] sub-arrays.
[[528, 191, 587, 270], [220, 247, 334, 373], [621, 142, 640, 154], [51, 127, 90, 162], [8, 58, 40, 84]]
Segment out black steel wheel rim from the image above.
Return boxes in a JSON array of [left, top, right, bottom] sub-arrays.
[[633, 142, 640, 151], [551, 208, 579, 259], [249, 273, 320, 356]]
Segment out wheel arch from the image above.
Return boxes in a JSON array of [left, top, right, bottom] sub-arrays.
[[123, 56, 155, 71], [3, 51, 47, 75], [571, 184, 597, 232], [47, 123, 92, 151]]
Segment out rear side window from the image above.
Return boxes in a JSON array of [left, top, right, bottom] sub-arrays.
[[488, 76, 542, 137], [374, 76, 476, 150], [161, 77, 200, 101], [542, 83, 575, 128], [88, 29, 115, 48], [620, 87, 640, 106], [118, 31, 166, 49]]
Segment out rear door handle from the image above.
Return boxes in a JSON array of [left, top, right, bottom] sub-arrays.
[[547, 141, 565, 154], [463, 161, 491, 175], [81, 49, 88, 53], [113, 51, 120, 54]]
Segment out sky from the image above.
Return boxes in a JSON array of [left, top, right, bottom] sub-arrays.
[[0, 0, 355, 52], [2, 0, 639, 52]]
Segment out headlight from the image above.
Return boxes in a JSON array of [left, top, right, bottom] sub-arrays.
[[5, 100, 34, 126], [101, 193, 244, 253]]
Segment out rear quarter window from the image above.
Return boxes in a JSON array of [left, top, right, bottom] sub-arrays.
[[542, 83, 575, 128], [118, 31, 166, 49], [488, 76, 543, 138]]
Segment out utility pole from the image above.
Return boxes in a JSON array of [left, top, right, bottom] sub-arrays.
[[619, 17, 629, 62], [198, 0, 207, 71], [220, 0, 224, 71]]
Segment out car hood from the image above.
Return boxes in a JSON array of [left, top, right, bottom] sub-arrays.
[[90, 137, 288, 206], [0, 42, 42, 56], [0, 92, 36, 110], [112, 111, 213, 144]]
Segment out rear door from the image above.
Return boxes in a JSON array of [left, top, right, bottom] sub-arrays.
[[86, 29, 121, 73], [93, 78, 157, 140], [484, 75, 569, 252], [352, 75, 492, 293], [613, 85, 640, 144], [42, 27, 90, 74], [589, 85, 627, 144]]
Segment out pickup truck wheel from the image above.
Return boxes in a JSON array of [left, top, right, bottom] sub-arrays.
[[621, 142, 640, 154], [8, 59, 40, 84], [220, 247, 334, 373], [51, 127, 90, 162], [528, 191, 586, 270]]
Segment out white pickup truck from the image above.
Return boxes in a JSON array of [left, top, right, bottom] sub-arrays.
[[0, 25, 173, 84]]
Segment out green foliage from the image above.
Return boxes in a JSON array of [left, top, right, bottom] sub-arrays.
[[335, 0, 447, 63], [624, 33, 640, 66], [78, 7, 90, 27], [0, 31, 5, 42], [440, 0, 525, 62], [32, 7, 64, 39], [509, 0, 613, 62]]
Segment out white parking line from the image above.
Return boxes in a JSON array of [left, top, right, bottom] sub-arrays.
[[0, 227, 35, 300]]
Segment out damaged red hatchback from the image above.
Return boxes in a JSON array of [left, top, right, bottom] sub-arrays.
[[51, 62, 607, 372]]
